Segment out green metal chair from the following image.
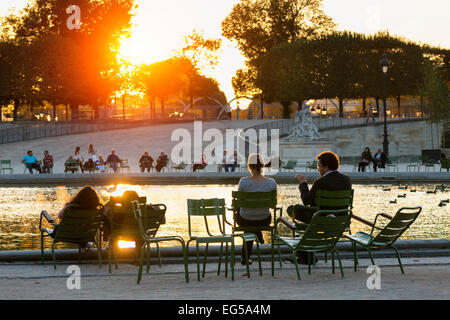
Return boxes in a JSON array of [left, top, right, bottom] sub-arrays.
[[305, 160, 317, 172], [275, 209, 352, 280], [440, 159, 450, 172], [0, 160, 13, 174], [187, 198, 245, 281], [227, 190, 282, 277], [39, 204, 104, 269], [106, 196, 165, 273], [64, 159, 79, 173], [131, 200, 189, 284], [346, 207, 422, 274], [172, 161, 188, 172], [420, 155, 435, 172], [406, 156, 420, 172], [386, 156, 399, 172], [281, 160, 297, 172]]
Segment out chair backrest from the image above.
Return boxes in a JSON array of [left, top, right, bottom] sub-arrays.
[[287, 160, 297, 167], [410, 156, 420, 163], [231, 190, 278, 226], [54, 204, 104, 244], [308, 160, 317, 167], [1, 160, 11, 167], [187, 198, 226, 237], [388, 156, 398, 164], [131, 201, 166, 240], [372, 207, 422, 247], [441, 159, 450, 169], [315, 189, 354, 210], [65, 159, 78, 166], [109, 196, 147, 237], [296, 209, 352, 252]]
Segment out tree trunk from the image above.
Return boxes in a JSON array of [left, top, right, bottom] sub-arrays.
[[260, 96, 264, 119], [338, 97, 344, 118], [122, 94, 126, 120], [190, 96, 194, 119], [297, 100, 303, 111], [66, 104, 69, 121], [397, 95, 401, 117], [161, 97, 165, 118], [53, 98, 57, 122], [281, 101, 291, 119], [13, 98, 19, 122], [430, 123, 434, 149], [362, 98, 367, 118], [375, 97, 380, 117], [70, 104, 79, 120]]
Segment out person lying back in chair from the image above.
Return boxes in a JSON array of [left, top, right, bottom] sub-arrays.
[[287, 151, 352, 263]]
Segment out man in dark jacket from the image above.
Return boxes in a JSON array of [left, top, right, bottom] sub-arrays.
[[372, 148, 387, 172], [287, 151, 352, 263]]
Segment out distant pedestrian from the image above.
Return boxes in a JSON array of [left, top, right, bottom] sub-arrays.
[[42, 151, 54, 174], [74, 146, 84, 173], [106, 149, 121, 173], [358, 147, 372, 172], [226, 105, 232, 120], [22, 150, 42, 174]]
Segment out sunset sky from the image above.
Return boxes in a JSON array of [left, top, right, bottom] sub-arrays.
[[1, 0, 449, 101]]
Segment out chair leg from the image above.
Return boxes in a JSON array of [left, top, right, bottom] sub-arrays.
[[178, 239, 189, 283], [367, 247, 375, 266], [352, 241, 358, 272], [156, 243, 162, 267], [52, 242, 56, 270], [78, 245, 82, 264], [196, 243, 200, 281], [108, 241, 112, 274], [334, 249, 344, 277], [271, 231, 275, 277], [277, 244, 283, 268], [225, 243, 229, 278], [137, 244, 146, 284], [202, 243, 209, 278], [307, 252, 311, 274], [40, 232, 45, 265], [146, 244, 151, 274], [292, 251, 301, 280], [242, 239, 250, 278], [217, 243, 223, 276], [331, 250, 335, 274], [256, 240, 263, 276], [113, 241, 118, 270], [231, 240, 236, 281], [392, 245, 405, 274], [98, 233, 102, 268]]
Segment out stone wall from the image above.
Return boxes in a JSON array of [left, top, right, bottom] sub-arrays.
[[321, 120, 443, 157]]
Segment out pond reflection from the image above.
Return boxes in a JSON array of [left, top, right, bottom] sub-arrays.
[[0, 184, 448, 250]]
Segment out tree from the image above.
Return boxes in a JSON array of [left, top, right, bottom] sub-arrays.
[[418, 62, 450, 148], [222, 0, 335, 104]]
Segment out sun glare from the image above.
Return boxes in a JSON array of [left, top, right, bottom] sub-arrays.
[[118, 241, 136, 249], [106, 184, 142, 197]]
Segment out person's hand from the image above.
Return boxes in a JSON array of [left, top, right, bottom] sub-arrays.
[[295, 174, 307, 184]]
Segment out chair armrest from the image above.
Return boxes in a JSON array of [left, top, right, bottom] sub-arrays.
[[278, 217, 297, 232], [351, 214, 375, 228], [39, 210, 55, 231], [377, 212, 393, 220]]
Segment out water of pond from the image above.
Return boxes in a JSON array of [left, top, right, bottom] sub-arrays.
[[0, 184, 448, 251]]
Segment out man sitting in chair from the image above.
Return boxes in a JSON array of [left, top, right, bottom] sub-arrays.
[[372, 148, 387, 172], [287, 151, 351, 263], [22, 150, 43, 174]]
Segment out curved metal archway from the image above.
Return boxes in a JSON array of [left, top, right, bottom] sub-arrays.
[[218, 96, 262, 120]]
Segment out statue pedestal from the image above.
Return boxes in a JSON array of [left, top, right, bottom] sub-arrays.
[[280, 140, 335, 163]]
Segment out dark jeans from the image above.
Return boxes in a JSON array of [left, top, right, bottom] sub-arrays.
[[140, 164, 153, 172], [358, 162, 369, 172], [224, 163, 237, 172], [235, 213, 271, 260], [26, 163, 42, 174], [373, 160, 385, 172]]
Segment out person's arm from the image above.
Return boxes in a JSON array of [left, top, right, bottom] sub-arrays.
[[299, 179, 319, 206], [57, 204, 68, 219]]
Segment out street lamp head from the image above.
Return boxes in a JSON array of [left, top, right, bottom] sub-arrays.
[[380, 53, 390, 74]]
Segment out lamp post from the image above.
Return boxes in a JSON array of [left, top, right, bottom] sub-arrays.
[[380, 53, 390, 157]]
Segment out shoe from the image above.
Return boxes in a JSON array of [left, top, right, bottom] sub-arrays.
[[241, 258, 253, 265]]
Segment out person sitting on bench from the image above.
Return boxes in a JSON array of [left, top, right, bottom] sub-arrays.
[[22, 150, 43, 174]]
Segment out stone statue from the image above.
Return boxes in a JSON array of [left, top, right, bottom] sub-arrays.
[[284, 105, 322, 141]]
